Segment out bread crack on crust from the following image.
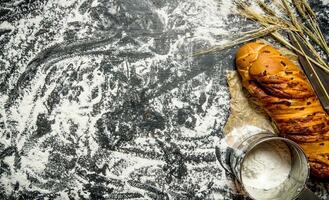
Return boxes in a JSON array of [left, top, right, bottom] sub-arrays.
[[236, 42, 329, 178]]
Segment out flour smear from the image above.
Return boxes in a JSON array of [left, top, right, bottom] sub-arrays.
[[0, 0, 237, 199]]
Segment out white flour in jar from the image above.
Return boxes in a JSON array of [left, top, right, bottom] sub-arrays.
[[241, 140, 292, 190]]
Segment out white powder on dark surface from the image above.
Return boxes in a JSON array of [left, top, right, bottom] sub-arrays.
[[0, 0, 237, 199], [0, 0, 328, 199], [241, 140, 292, 190], [322, 0, 329, 5], [0, 21, 14, 31]]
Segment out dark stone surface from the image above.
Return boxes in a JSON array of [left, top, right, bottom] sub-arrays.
[[0, 0, 328, 199]]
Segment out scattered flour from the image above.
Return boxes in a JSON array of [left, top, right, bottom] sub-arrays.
[[0, 21, 14, 31], [0, 0, 239, 199], [322, 0, 329, 5]]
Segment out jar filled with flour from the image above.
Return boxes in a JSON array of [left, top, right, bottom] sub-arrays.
[[216, 125, 320, 200]]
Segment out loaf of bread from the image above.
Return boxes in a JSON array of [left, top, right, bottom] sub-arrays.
[[236, 42, 329, 178]]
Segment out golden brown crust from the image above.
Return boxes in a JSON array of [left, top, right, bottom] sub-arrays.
[[236, 42, 329, 179]]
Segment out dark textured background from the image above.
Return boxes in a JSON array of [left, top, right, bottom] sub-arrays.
[[0, 0, 328, 199]]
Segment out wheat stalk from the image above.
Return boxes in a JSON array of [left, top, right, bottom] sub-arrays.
[[194, 0, 329, 75], [193, 26, 279, 56], [271, 31, 329, 73]]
